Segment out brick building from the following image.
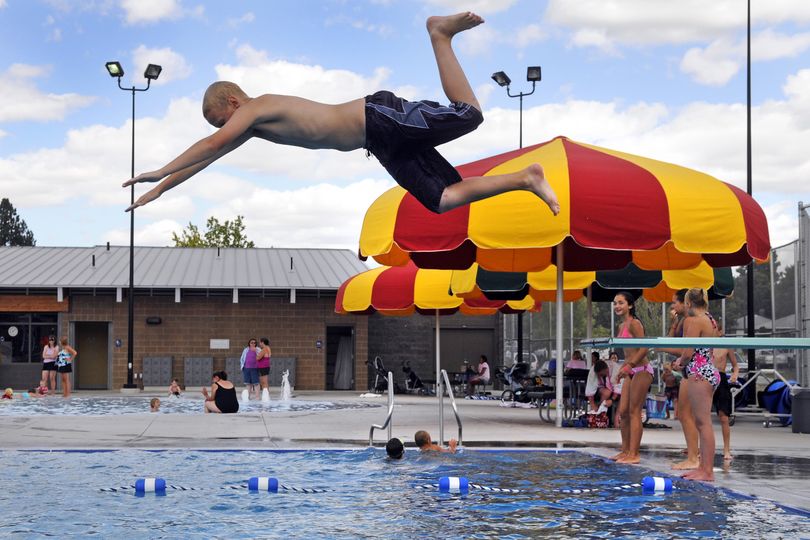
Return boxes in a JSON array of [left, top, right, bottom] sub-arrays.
[[0, 246, 371, 391]]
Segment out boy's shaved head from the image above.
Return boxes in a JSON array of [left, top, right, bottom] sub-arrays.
[[202, 81, 248, 124]]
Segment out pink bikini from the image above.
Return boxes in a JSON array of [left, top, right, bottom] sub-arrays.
[[619, 320, 653, 377]]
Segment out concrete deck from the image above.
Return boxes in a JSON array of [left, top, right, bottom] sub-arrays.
[[1, 390, 808, 513]]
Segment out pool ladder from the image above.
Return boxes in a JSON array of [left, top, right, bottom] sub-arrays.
[[368, 371, 395, 446], [439, 369, 463, 448]]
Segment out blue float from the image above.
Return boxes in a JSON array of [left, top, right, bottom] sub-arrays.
[[135, 478, 166, 494], [438, 476, 469, 493], [248, 476, 280, 492], [642, 476, 673, 493]]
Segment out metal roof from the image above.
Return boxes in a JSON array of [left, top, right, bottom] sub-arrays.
[[0, 246, 369, 290]]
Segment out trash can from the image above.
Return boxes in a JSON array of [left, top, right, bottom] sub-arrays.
[[792, 388, 810, 434]]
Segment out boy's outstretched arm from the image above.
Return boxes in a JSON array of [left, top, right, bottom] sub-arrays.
[[124, 131, 251, 211], [123, 102, 258, 188]]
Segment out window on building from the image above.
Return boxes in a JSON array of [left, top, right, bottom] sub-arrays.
[[0, 313, 58, 363]]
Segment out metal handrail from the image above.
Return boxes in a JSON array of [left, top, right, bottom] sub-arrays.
[[440, 369, 463, 447], [368, 371, 395, 446]]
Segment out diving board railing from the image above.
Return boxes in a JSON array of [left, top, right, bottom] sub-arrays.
[[581, 337, 810, 349], [582, 336, 810, 426], [439, 369, 463, 448], [368, 371, 395, 447]]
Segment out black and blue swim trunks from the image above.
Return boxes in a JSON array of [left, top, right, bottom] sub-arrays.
[[364, 90, 483, 213]]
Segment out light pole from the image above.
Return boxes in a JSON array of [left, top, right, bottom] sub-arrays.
[[745, 0, 757, 374], [492, 66, 542, 367], [105, 61, 162, 389]]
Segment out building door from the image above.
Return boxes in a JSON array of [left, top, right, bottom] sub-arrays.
[[326, 326, 354, 390], [74, 322, 109, 390], [435, 328, 495, 374]]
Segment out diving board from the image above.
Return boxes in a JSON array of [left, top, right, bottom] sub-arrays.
[[581, 337, 810, 349]]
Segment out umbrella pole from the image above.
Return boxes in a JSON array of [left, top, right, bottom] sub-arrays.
[[437, 309, 443, 445], [587, 286, 593, 368], [556, 245, 564, 427]]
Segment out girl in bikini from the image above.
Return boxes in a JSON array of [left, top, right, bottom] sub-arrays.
[[673, 288, 720, 482], [610, 291, 652, 465]]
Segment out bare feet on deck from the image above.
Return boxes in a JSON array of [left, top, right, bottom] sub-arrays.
[[526, 164, 561, 216], [616, 455, 641, 464], [672, 458, 700, 470], [427, 12, 484, 40], [682, 469, 714, 482], [608, 451, 626, 461]]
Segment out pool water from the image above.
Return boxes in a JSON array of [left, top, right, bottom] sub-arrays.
[[0, 396, 382, 416], [0, 449, 806, 538]]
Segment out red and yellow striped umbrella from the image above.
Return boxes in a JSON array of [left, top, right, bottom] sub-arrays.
[[359, 136, 770, 271], [336, 262, 541, 316]]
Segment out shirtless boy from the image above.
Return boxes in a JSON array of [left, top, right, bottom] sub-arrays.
[[414, 430, 457, 453], [123, 12, 560, 216]]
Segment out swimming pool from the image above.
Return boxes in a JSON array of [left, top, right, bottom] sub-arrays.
[[0, 449, 806, 538], [0, 396, 382, 416]]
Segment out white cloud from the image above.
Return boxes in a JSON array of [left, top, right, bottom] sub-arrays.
[[546, 0, 810, 52], [0, 64, 96, 123], [0, 0, 7, 7], [422, 0, 519, 15], [226, 11, 254, 29], [680, 30, 810, 86], [132, 45, 192, 85], [216, 44, 391, 103], [680, 38, 741, 87], [514, 23, 546, 48], [120, 0, 202, 24], [104, 178, 394, 249], [324, 15, 394, 37], [763, 201, 799, 249], [752, 28, 810, 61]]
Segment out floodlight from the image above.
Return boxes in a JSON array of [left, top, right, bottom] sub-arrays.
[[105, 61, 124, 78], [491, 71, 511, 87], [144, 64, 162, 81], [527, 66, 541, 82]]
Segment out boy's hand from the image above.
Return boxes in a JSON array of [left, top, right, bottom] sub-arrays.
[[448, 439, 458, 452], [123, 170, 164, 187], [125, 188, 161, 212]]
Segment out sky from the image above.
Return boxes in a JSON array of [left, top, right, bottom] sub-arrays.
[[0, 0, 808, 256]]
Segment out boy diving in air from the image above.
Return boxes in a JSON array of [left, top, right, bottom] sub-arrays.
[[124, 12, 560, 216]]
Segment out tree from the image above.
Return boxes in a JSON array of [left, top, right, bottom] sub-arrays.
[[172, 215, 255, 248], [0, 198, 36, 246]]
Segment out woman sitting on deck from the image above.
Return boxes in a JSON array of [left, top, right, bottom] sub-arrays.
[[202, 371, 239, 414]]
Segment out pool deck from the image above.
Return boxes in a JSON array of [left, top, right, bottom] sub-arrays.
[[1, 390, 809, 513]]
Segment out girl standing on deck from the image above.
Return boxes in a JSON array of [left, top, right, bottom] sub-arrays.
[[673, 288, 720, 482], [610, 291, 651, 464], [660, 289, 700, 471], [55, 337, 77, 398]]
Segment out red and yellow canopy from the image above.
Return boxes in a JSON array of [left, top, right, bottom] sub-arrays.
[[336, 262, 541, 316], [359, 136, 770, 271]]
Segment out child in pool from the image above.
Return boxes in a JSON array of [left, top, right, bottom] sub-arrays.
[[150, 398, 161, 412], [168, 378, 182, 397]]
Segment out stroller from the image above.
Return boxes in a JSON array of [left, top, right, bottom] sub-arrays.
[[495, 361, 539, 402], [402, 361, 431, 395], [366, 356, 403, 394]]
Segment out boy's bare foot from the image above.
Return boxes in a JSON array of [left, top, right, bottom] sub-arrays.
[[608, 451, 626, 461], [616, 455, 640, 464], [723, 454, 733, 462], [427, 12, 484, 40], [672, 458, 699, 470], [526, 163, 560, 215]]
